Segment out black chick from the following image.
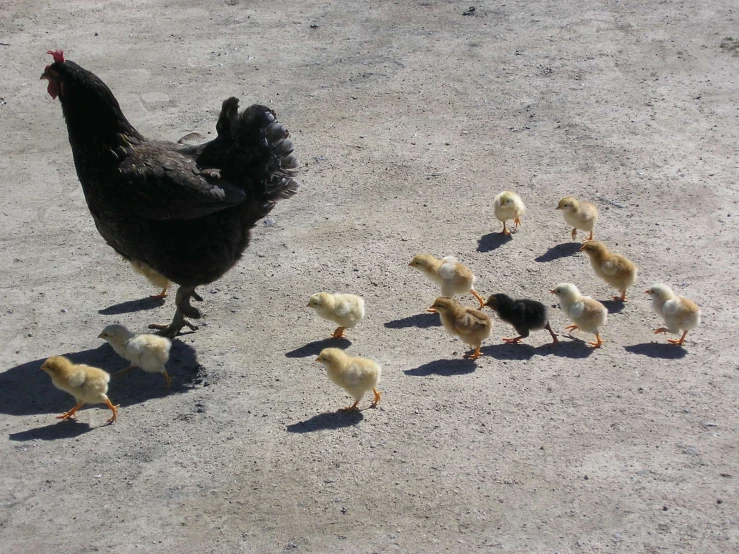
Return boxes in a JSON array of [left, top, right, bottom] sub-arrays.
[[483, 293, 558, 345], [41, 50, 298, 337]]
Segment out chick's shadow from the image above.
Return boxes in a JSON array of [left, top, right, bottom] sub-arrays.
[[535, 242, 581, 262], [477, 232, 512, 253], [625, 342, 687, 359], [405, 358, 477, 376], [384, 312, 441, 329], [0, 340, 201, 418], [482, 338, 593, 359], [9, 420, 92, 442], [98, 296, 165, 315], [285, 337, 352, 358], [286, 410, 364, 433]]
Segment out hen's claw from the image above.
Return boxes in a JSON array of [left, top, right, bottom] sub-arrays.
[[150, 286, 201, 337]]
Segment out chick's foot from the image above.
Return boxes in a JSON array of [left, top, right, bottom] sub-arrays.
[[57, 401, 84, 420], [339, 401, 359, 412], [502, 337, 524, 344], [332, 327, 347, 339], [463, 347, 483, 360], [371, 388, 382, 408]]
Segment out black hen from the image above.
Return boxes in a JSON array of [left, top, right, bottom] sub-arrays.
[[483, 293, 558, 345], [41, 50, 298, 336]]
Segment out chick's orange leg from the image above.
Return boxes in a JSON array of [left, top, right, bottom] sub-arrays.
[[105, 398, 119, 424], [581, 231, 594, 243], [57, 401, 85, 420], [654, 327, 670, 335], [545, 323, 559, 346], [339, 400, 359, 412], [371, 388, 381, 408], [162, 370, 172, 390], [471, 289, 486, 309], [464, 346, 483, 360], [113, 365, 135, 378], [150, 286, 169, 300], [501, 221, 511, 236], [502, 336, 524, 344], [589, 333, 604, 348], [564, 324, 579, 332], [613, 290, 628, 302], [667, 330, 689, 346], [514, 217, 522, 228], [332, 326, 347, 339], [571, 228, 578, 240]]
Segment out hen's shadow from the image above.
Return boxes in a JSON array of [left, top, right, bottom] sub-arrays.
[[0, 340, 201, 416], [9, 420, 93, 442], [384, 312, 441, 329], [285, 337, 351, 358], [286, 410, 364, 433], [98, 296, 164, 315], [625, 342, 687, 359], [535, 242, 580, 262], [477, 232, 512, 253], [405, 358, 477, 376]]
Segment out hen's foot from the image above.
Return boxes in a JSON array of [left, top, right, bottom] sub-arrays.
[[149, 309, 198, 338]]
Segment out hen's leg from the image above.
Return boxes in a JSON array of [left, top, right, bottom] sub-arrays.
[[149, 286, 200, 338]]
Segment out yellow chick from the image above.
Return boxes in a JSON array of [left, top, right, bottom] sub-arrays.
[[130, 260, 170, 300], [550, 283, 608, 348], [409, 254, 485, 308], [645, 284, 701, 346], [307, 292, 365, 339], [493, 190, 526, 235], [315, 348, 381, 412], [557, 196, 599, 242], [99, 324, 173, 389], [580, 241, 638, 301], [40, 356, 118, 423], [428, 296, 493, 359]]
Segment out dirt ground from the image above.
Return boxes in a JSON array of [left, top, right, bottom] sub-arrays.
[[1, 0, 738, 552]]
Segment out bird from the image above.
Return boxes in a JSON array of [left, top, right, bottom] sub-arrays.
[[409, 254, 485, 308], [493, 191, 526, 236], [98, 324, 173, 389], [42, 50, 298, 337], [315, 348, 381, 412], [550, 283, 607, 348], [580, 241, 638, 301], [645, 284, 701, 346], [130, 260, 170, 300], [428, 296, 492, 359], [306, 292, 365, 339], [483, 293, 558, 345], [556, 196, 598, 242], [40, 356, 118, 424]]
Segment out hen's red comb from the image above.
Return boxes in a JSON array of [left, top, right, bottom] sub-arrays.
[[46, 49, 65, 63]]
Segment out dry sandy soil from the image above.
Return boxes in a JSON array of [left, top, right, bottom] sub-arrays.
[[1, 0, 738, 552]]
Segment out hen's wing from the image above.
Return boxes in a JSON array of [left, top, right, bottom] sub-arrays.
[[113, 141, 247, 221]]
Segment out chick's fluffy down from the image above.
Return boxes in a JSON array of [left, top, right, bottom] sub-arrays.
[[318, 348, 381, 402], [126, 335, 171, 372], [308, 292, 365, 328]]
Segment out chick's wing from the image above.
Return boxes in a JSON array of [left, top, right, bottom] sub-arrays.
[[454, 309, 489, 334], [113, 142, 247, 221], [67, 368, 87, 388]]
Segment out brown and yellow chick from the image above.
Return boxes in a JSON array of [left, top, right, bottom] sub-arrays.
[[130, 260, 170, 300], [550, 283, 608, 348], [557, 196, 598, 242], [493, 191, 526, 236], [409, 254, 485, 308], [580, 241, 638, 301], [429, 296, 493, 359], [645, 284, 701, 346], [40, 356, 119, 424], [315, 348, 381, 412]]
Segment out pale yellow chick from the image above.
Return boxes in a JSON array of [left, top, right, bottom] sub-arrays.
[[493, 191, 526, 235], [580, 241, 638, 301], [557, 196, 598, 242], [409, 254, 485, 308], [99, 324, 173, 389], [429, 296, 493, 359], [315, 348, 381, 412], [645, 284, 701, 346], [550, 283, 608, 348], [131, 260, 170, 300], [307, 292, 365, 339], [40, 356, 118, 423]]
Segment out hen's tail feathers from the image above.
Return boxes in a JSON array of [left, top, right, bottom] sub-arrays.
[[206, 98, 299, 204]]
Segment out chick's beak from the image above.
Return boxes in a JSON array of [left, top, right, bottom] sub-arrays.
[[315, 357, 320, 362], [305, 303, 311, 307], [549, 289, 556, 294], [578, 245, 586, 251], [644, 290, 651, 294], [97, 333, 104, 339], [427, 306, 437, 313]]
